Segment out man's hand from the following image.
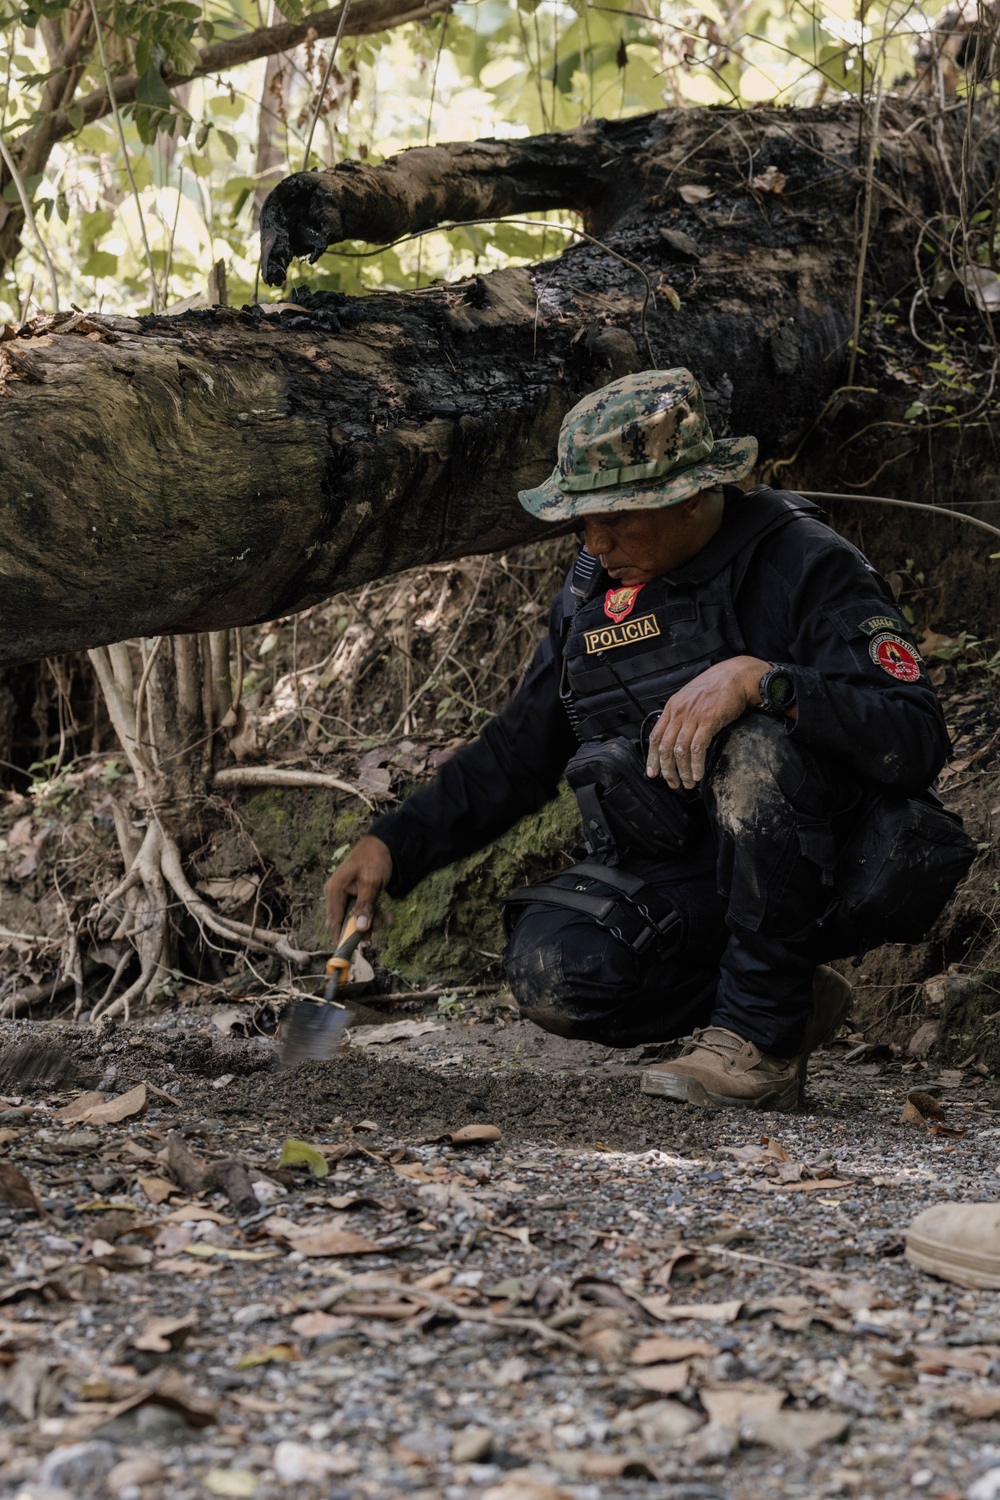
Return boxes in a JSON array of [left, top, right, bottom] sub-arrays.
[[646, 656, 772, 789], [324, 836, 393, 940]]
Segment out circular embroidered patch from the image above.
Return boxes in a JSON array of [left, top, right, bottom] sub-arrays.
[[870, 632, 921, 682]]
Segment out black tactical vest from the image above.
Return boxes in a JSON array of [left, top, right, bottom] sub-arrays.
[[561, 487, 821, 744]]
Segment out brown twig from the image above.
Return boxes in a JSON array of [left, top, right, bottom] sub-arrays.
[[316, 1276, 584, 1352]]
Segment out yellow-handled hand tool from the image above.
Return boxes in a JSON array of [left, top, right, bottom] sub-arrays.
[[278, 912, 364, 1066]]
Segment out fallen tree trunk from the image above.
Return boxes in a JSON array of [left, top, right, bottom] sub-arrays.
[[0, 100, 991, 667]]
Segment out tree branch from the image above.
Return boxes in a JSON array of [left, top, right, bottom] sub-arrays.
[[42, 0, 453, 150], [259, 125, 612, 283]]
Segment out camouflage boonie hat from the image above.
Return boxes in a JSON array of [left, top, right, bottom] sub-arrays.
[[518, 369, 758, 520]]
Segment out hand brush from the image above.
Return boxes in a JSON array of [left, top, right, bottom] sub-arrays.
[[278, 912, 363, 1066]]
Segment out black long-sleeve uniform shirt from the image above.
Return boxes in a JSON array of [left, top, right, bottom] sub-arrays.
[[372, 490, 951, 898]]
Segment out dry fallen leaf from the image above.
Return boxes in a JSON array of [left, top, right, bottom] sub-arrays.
[[828, 1281, 896, 1315], [287, 1227, 390, 1258], [482, 1480, 574, 1500], [0, 1162, 44, 1214], [235, 1343, 299, 1369], [349, 1020, 443, 1047], [58, 1084, 149, 1126], [678, 183, 713, 203], [760, 1177, 854, 1193], [650, 1244, 701, 1285], [631, 1335, 719, 1364], [137, 1175, 176, 1205], [579, 1453, 660, 1479], [914, 1346, 997, 1377], [631, 1360, 691, 1394], [751, 165, 787, 193], [429, 1124, 502, 1144], [747, 1409, 849, 1451], [290, 1311, 356, 1339], [954, 1389, 1000, 1419], [700, 1381, 785, 1426], [132, 1313, 198, 1353], [759, 1134, 792, 1161], [54, 1091, 105, 1123], [162, 1205, 233, 1226], [641, 1298, 743, 1323], [901, 1090, 946, 1125]]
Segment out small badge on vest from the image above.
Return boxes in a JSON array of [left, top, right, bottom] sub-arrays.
[[604, 584, 644, 623], [584, 614, 662, 653], [870, 632, 922, 682], [858, 614, 900, 636]]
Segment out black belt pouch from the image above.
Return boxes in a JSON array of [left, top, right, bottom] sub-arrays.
[[831, 792, 976, 945], [565, 737, 696, 859]]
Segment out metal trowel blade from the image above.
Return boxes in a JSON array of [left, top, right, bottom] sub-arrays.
[[278, 1000, 352, 1067]]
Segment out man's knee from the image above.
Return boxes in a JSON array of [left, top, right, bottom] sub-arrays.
[[707, 715, 796, 835], [707, 714, 850, 836], [503, 906, 627, 1038]]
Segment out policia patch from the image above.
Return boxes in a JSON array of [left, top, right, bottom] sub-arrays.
[[584, 614, 661, 653], [870, 631, 922, 682]]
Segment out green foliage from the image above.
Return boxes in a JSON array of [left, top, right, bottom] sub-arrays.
[[278, 1137, 330, 1175], [0, 0, 964, 321]]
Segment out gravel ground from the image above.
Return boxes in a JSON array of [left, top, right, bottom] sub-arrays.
[[1, 1002, 1000, 1500]]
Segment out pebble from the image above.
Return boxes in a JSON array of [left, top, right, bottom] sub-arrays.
[[106, 1457, 165, 1493], [38, 1440, 119, 1489], [272, 1440, 344, 1482], [452, 1427, 495, 1463], [969, 1471, 1000, 1500]]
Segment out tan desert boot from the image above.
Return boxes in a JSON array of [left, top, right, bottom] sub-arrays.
[[640, 965, 854, 1111], [905, 1203, 1000, 1289], [640, 1026, 802, 1110]]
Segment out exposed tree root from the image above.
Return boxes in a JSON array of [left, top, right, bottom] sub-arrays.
[[214, 765, 372, 804], [78, 640, 316, 1023]]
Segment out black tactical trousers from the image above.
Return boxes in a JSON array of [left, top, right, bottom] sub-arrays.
[[503, 715, 863, 1057]]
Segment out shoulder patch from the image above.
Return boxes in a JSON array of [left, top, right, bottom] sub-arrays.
[[858, 614, 901, 636], [870, 632, 922, 682]]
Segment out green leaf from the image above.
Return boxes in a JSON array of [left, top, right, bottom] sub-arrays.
[[216, 129, 238, 161], [278, 1138, 329, 1177], [273, 0, 305, 20], [135, 63, 174, 114], [80, 250, 118, 278]]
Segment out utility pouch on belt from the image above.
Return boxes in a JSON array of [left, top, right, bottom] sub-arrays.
[[501, 861, 683, 958], [830, 792, 975, 946], [564, 737, 695, 860]]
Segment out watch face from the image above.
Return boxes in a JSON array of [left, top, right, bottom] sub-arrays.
[[769, 673, 794, 705]]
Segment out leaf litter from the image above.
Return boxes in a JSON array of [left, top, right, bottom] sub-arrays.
[[0, 1006, 998, 1498]]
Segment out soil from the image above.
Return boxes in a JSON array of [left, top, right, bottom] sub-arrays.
[[2, 1000, 1000, 1500]]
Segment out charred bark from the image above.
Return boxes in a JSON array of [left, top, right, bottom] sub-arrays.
[[0, 101, 991, 667]]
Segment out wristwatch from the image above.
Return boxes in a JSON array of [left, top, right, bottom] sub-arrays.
[[758, 665, 797, 716]]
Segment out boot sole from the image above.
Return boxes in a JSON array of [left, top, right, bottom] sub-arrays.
[[905, 1235, 1000, 1290], [640, 1069, 800, 1112]]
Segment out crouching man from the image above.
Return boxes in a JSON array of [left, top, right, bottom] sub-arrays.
[[325, 371, 973, 1111]]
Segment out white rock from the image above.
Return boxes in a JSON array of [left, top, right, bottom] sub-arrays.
[[272, 1441, 339, 1483], [969, 1470, 1000, 1500], [250, 1178, 287, 1204], [232, 1303, 276, 1327], [107, 1457, 164, 1493], [452, 1427, 494, 1464]]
